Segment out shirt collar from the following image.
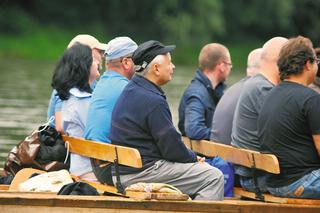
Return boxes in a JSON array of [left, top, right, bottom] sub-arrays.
[[132, 75, 165, 97], [69, 87, 92, 98], [101, 70, 126, 78]]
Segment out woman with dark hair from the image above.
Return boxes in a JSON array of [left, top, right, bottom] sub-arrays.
[[52, 43, 99, 181], [47, 34, 105, 132]]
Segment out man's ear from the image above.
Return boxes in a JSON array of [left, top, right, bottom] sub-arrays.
[[153, 63, 160, 76], [122, 58, 130, 70], [305, 60, 313, 71]]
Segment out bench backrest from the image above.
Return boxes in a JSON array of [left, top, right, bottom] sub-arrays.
[[62, 135, 142, 168], [182, 137, 280, 174]]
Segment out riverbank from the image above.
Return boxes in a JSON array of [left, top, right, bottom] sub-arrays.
[[0, 28, 261, 70]]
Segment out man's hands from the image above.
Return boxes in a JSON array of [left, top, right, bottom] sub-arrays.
[[197, 156, 206, 163]]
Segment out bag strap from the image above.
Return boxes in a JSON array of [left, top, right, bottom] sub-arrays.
[[37, 116, 55, 133], [64, 141, 70, 164]]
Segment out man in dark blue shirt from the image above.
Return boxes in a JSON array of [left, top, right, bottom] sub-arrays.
[[110, 40, 224, 200], [178, 43, 232, 140]]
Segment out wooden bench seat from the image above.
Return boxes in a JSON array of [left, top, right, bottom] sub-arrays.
[[182, 137, 279, 174], [182, 137, 320, 205], [62, 135, 142, 169], [6, 135, 188, 201]]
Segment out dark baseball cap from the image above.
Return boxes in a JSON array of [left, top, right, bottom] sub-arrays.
[[133, 40, 176, 72]]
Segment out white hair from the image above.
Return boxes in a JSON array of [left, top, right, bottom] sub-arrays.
[[136, 54, 166, 77]]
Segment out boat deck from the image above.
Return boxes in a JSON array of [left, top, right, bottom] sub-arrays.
[[0, 191, 319, 213]]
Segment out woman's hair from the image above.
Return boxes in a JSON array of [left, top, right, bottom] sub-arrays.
[[278, 36, 315, 81], [51, 43, 93, 100]]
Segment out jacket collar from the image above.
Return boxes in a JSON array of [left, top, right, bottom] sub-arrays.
[[132, 75, 166, 98], [195, 70, 212, 89], [195, 69, 226, 101]]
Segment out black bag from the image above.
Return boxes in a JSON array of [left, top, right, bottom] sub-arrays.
[[0, 175, 14, 184], [4, 125, 69, 176], [91, 159, 113, 185], [58, 182, 99, 195]]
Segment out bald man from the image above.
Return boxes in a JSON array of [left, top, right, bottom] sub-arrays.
[[178, 43, 232, 140], [231, 37, 288, 193], [246, 48, 262, 77], [210, 47, 262, 146]]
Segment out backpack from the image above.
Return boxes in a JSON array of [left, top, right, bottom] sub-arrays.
[[206, 156, 234, 197]]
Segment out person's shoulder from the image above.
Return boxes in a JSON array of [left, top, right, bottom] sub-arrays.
[[224, 77, 248, 94], [94, 75, 128, 94], [99, 73, 128, 85], [183, 80, 207, 99], [243, 74, 272, 92], [299, 84, 320, 99]]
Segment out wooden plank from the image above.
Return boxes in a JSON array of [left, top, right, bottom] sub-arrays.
[[252, 153, 280, 174], [182, 137, 280, 174], [125, 191, 189, 201], [62, 135, 142, 168], [0, 191, 319, 213], [9, 168, 46, 191], [85, 178, 190, 200], [1, 205, 191, 213], [182, 137, 253, 168], [234, 187, 320, 205], [0, 185, 9, 190]]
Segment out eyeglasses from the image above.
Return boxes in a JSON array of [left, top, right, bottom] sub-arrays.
[[223, 61, 233, 68]]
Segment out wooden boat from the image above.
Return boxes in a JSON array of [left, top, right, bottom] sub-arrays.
[[0, 190, 320, 213], [1, 136, 320, 212]]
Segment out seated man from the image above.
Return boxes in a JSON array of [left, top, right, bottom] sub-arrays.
[[84, 36, 137, 143], [84, 36, 137, 185], [109, 40, 224, 201], [178, 43, 232, 140], [231, 37, 288, 192], [210, 48, 262, 145], [258, 36, 320, 199]]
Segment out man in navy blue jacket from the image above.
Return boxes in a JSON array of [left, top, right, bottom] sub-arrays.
[[178, 43, 232, 140], [109, 40, 224, 201]]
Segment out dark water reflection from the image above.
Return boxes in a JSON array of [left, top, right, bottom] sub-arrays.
[[0, 58, 243, 167]]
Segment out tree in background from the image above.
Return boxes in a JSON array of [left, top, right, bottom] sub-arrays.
[[1, 0, 320, 64]]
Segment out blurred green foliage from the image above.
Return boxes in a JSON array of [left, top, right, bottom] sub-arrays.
[[0, 0, 319, 69]]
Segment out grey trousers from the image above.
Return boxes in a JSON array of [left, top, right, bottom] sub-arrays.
[[113, 160, 224, 201]]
